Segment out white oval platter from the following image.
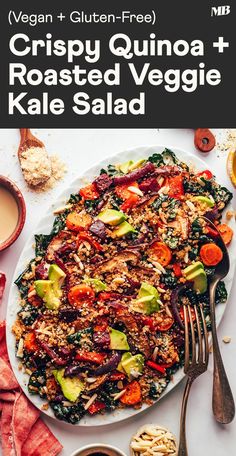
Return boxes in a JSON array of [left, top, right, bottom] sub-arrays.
[[6, 145, 236, 426]]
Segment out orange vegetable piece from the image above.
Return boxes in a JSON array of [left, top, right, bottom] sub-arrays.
[[80, 183, 99, 200], [148, 241, 172, 266], [24, 332, 39, 352], [115, 181, 139, 200], [218, 224, 233, 246], [120, 380, 141, 405], [68, 284, 95, 308], [66, 211, 92, 232], [120, 194, 139, 213], [200, 243, 223, 266]]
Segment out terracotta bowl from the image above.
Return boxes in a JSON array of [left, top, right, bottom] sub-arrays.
[[0, 176, 26, 252]]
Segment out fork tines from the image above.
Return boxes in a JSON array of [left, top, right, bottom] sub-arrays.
[[184, 304, 209, 375]]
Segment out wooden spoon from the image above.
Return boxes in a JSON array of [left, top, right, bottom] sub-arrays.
[[18, 129, 52, 186]]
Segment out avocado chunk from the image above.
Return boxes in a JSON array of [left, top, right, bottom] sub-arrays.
[[35, 280, 60, 310], [138, 282, 159, 299], [53, 369, 84, 402], [113, 221, 136, 238], [48, 264, 66, 297], [97, 209, 126, 226], [133, 282, 161, 315], [85, 278, 107, 292], [193, 196, 214, 207], [183, 261, 204, 276], [117, 352, 132, 373], [128, 159, 146, 171], [109, 328, 130, 351], [119, 160, 134, 174], [187, 269, 207, 294], [122, 353, 144, 379], [183, 262, 207, 294], [133, 296, 161, 315]]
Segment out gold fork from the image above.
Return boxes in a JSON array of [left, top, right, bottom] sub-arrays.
[[178, 304, 209, 456]]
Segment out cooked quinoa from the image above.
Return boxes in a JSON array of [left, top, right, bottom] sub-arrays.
[[13, 149, 232, 424]]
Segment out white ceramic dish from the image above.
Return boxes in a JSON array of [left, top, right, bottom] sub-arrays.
[[6, 145, 236, 427]]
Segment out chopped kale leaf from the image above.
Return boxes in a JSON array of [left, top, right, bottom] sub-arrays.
[[51, 402, 85, 424], [28, 368, 46, 397], [14, 262, 34, 299], [35, 234, 52, 257], [68, 193, 81, 204], [161, 272, 178, 288], [148, 153, 163, 165], [215, 281, 227, 304], [84, 198, 102, 213], [191, 218, 203, 234], [18, 304, 39, 326], [189, 247, 198, 261], [110, 194, 123, 210], [212, 185, 233, 206]]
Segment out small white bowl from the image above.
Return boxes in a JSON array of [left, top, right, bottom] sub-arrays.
[[70, 443, 127, 456]]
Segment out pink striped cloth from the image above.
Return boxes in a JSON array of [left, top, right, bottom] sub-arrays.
[[0, 321, 63, 456]]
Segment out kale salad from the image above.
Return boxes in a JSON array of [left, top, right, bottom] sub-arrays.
[[12, 149, 233, 424]]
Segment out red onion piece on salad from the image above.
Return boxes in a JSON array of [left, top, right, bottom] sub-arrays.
[[170, 282, 193, 329], [93, 352, 122, 376], [89, 220, 107, 240], [113, 162, 155, 185], [35, 262, 48, 280]]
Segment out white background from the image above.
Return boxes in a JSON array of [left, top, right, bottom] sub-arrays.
[[0, 128, 235, 456]]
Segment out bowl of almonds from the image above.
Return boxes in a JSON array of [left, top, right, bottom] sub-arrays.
[[130, 424, 177, 456]]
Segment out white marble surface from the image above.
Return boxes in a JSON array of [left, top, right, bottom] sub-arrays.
[[0, 128, 235, 456]]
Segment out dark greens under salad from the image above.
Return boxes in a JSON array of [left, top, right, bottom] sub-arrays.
[[13, 149, 233, 424]]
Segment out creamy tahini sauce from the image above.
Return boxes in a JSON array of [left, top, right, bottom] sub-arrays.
[[0, 186, 19, 244]]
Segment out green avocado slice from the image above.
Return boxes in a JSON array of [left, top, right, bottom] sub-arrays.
[[97, 209, 126, 226], [109, 328, 130, 350], [187, 269, 207, 294], [193, 196, 214, 207], [48, 264, 66, 297], [35, 280, 60, 310], [119, 160, 134, 174], [85, 278, 107, 292], [122, 353, 145, 379], [113, 221, 136, 238], [53, 369, 84, 402], [183, 261, 204, 276]]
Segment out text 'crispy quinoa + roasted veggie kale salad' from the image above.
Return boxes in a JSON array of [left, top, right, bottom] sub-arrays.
[[13, 149, 233, 424]]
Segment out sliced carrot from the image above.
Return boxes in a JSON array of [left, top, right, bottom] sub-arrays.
[[218, 224, 233, 246], [24, 332, 39, 352], [120, 381, 141, 405], [68, 284, 95, 308], [115, 181, 139, 200], [200, 243, 223, 266], [66, 211, 92, 232], [148, 242, 172, 266]]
